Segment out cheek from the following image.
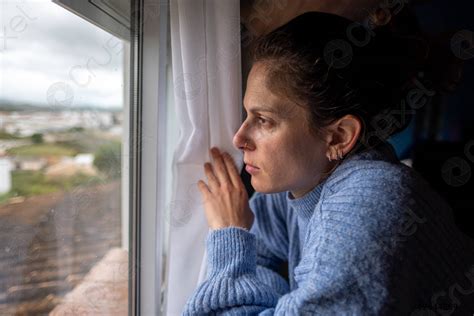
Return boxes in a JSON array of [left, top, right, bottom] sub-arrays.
[[251, 125, 269, 141], [259, 134, 303, 173], [250, 127, 328, 193], [260, 132, 325, 180]]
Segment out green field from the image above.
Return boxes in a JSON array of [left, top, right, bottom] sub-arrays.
[[0, 170, 105, 205], [0, 133, 121, 205], [0, 131, 22, 140]]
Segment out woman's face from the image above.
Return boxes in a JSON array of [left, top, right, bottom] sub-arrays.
[[233, 62, 331, 197]]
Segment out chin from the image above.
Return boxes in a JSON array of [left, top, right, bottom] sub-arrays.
[[251, 177, 287, 194]]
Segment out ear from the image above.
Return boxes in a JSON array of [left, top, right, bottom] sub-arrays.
[[325, 114, 362, 156]]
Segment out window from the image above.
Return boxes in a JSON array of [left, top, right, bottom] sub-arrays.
[[0, 1, 132, 314]]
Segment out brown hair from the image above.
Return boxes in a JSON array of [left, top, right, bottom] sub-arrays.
[[251, 11, 423, 156]]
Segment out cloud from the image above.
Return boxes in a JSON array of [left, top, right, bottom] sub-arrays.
[[0, 0, 125, 109]]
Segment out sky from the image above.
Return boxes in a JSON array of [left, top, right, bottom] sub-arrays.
[[0, 0, 125, 109]]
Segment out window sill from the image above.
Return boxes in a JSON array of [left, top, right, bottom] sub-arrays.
[[50, 247, 128, 315]]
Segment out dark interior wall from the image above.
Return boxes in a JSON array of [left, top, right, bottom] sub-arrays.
[[413, 0, 474, 141], [387, 0, 474, 158], [408, 0, 474, 237]]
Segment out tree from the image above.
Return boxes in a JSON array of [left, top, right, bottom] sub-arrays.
[[93, 141, 121, 179], [31, 133, 43, 144]]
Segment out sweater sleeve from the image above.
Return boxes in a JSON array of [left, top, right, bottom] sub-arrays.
[[182, 167, 423, 315], [182, 192, 290, 315]]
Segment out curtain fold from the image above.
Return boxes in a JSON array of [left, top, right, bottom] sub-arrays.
[[167, 1, 242, 314]]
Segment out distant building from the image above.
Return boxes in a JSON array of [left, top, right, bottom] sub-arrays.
[[14, 157, 48, 171], [74, 153, 94, 166], [0, 156, 13, 194], [0, 110, 117, 137]]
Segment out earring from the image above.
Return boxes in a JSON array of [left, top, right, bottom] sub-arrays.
[[327, 147, 335, 162], [326, 147, 331, 161], [327, 147, 344, 161], [333, 147, 340, 161], [337, 148, 344, 160]]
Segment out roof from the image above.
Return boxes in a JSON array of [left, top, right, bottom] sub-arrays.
[[0, 180, 122, 315]]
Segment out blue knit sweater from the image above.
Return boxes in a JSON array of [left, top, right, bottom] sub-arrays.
[[183, 142, 474, 315]]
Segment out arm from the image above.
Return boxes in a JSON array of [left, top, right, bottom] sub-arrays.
[[184, 147, 290, 315], [183, 179, 413, 315], [182, 192, 290, 315]]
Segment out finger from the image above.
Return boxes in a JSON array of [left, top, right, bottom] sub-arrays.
[[210, 148, 231, 185], [222, 152, 243, 189], [197, 180, 210, 201], [203, 162, 219, 191]]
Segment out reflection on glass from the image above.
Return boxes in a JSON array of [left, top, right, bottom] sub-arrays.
[[0, 1, 130, 314]]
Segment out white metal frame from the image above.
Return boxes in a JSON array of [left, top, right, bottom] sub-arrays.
[[130, 0, 170, 314], [52, 0, 131, 41]]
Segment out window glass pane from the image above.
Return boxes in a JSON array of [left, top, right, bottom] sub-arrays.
[[0, 1, 130, 314]]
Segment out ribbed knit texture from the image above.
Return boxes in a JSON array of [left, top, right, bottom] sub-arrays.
[[182, 141, 474, 315]]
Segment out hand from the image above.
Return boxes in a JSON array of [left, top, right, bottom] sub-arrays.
[[197, 147, 254, 230]]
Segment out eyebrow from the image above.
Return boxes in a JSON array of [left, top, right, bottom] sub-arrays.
[[246, 105, 286, 118]]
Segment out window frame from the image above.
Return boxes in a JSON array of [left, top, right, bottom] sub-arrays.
[[130, 0, 170, 315], [52, 0, 131, 41]]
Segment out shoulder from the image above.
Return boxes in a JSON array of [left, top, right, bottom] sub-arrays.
[[323, 141, 445, 205], [325, 158, 412, 194], [322, 157, 443, 208], [317, 158, 448, 239]]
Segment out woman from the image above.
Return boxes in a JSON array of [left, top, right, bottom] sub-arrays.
[[183, 12, 474, 315]]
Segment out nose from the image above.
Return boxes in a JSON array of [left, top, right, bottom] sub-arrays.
[[232, 123, 250, 151]]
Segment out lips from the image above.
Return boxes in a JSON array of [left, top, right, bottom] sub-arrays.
[[245, 164, 259, 174], [244, 161, 259, 169]]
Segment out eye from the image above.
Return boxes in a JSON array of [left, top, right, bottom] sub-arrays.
[[257, 117, 269, 125]]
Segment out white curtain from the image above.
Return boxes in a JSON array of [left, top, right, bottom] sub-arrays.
[[167, 1, 242, 315]]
